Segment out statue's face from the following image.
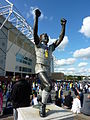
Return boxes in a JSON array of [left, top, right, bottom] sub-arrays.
[[41, 34, 49, 44]]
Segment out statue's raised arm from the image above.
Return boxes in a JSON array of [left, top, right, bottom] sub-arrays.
[[53, 18, 67, 49], [33, 9, 41, 45]]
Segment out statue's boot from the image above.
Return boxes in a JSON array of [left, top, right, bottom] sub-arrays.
[[39, 103, 46, 117]]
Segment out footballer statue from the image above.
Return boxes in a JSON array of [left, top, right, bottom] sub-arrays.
[[33, 9, 67, 117]]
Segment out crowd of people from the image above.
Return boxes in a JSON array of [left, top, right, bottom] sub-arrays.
[[54, 81, 90, 115], [0, 76, 90, 119]]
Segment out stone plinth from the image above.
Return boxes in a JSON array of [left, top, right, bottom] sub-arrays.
[[17, 104, 75, 120]]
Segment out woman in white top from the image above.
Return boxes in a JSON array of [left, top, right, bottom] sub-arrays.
[[71, 95, 81, 114]]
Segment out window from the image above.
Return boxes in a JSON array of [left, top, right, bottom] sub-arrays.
[[15, 66, 19, 71], [2, 42, 5, 47], [15, 66, 32, 73], [16, 53, 32, 66]]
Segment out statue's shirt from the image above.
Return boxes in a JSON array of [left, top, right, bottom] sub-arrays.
[[35, 42, 55, 75]]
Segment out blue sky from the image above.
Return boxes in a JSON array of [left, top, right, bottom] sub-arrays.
[[1, 0, 90, 76]]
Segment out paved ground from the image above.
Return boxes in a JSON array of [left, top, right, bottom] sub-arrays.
[[74, 114, 90, 120], [0, 114, 90, 120], [0, 116, 13, 120]]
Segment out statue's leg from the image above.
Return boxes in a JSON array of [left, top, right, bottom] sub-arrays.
[[38, 72, 52, 117]]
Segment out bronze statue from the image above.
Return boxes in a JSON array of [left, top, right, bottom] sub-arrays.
[[33, 9, 67, 117]]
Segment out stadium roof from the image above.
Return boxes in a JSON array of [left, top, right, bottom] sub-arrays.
[[0, 0, 33, 40]]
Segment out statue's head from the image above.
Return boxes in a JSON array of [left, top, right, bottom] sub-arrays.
[[40, 33, 49, 45]]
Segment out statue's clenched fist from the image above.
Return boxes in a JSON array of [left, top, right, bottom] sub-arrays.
[[61, 18, 67, 25], [35, 9, 41, 17]]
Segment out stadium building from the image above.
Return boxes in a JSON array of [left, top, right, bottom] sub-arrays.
[[0, 16, 36, 77]]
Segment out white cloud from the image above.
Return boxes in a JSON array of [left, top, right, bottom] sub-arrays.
[[78, 67, 87, 75], [67, 68, 75, 71], [58, 36, 69, 51], [66, 71, 74, 75], [26, 7, 32, 19], [54, 58, 76, 66], [54, 67, 65, 73], [48, 36, 56, 45], [55, 67, 75, 75], [73, 47, 90, 59], [79, 16, 90, 37], [26, 7, 36, 19], [78, 62, 88, 67], [87, 68, 90, 73], [54, 57, 76, 75], [67, 68, 76, 75], [49, 36, 69, 51], [76, 67, 90, 76]]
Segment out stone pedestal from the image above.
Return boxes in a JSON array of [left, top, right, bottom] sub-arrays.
[[17, 104, 75, 120]]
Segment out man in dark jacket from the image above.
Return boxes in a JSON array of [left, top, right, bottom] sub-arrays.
[[11, 76, 32, 120]]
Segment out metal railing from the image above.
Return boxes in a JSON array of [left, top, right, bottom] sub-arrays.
[[0, 0, 33, 40]]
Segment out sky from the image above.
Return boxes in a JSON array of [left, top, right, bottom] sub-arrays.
[[1, 0, 90, 76]]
